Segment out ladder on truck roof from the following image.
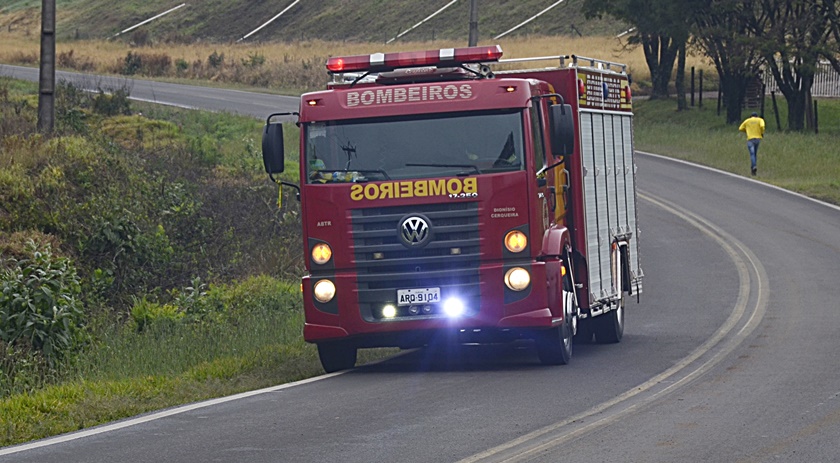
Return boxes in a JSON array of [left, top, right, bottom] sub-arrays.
[[497, 54, 628, 75], [324, 46, 629, 86]]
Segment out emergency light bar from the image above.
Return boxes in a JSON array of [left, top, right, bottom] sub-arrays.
[[326, 45, 503, 73]]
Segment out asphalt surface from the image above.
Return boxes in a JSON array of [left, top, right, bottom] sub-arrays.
[[0, 64, 299, 120], [2, 71, 839, 462]]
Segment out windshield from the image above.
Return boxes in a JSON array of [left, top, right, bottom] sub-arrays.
[[304, 110, 525, 183]]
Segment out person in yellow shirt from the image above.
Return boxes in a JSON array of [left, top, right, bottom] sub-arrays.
[[739, 112, 765, 176]]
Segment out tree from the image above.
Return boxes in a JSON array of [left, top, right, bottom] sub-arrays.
[[583, 0, 698, 101], [822, 0, 840, 71], [693, 0, 766, 124], [756, 0, 834, 131]]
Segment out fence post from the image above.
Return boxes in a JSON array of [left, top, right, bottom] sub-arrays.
[[698, 70, 703, 108], [814, 100, 819, 134], [771, 91, 782, 131], [760, 84, 765, 117], [690, 67, 695, 106]]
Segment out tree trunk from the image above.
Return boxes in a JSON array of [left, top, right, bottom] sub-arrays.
[[643, 34, 679, 100], [675, 42, 687, 110], [786, 90, 806, 131], [721, 73, 747, 125]]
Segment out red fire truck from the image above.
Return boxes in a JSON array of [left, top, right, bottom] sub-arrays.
[[261, 45, 642, 372]]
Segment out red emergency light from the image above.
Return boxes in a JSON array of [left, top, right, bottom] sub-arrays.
[[325, 45, 503, 73]]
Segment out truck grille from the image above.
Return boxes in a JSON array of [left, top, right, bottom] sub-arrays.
[[351, 202, 481, 321]]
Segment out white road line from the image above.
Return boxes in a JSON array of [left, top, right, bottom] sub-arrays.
[[458, 189, 769, 463], [637, 150, 840, 213], [0, 371, 347, 456]]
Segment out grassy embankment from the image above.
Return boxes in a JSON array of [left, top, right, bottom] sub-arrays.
[[0, 0, 624, 43], [635, 97, 840, 206], [0, 77, 395, 447]]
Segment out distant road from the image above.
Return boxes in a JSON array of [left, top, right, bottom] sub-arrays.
[[0, 64, 299, 120]]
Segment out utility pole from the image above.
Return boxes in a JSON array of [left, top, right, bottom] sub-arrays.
[[37, 0, 56, 133], [468, 0, 478, 46]]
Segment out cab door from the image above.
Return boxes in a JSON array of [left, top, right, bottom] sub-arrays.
[[530, 99, 556, 235]]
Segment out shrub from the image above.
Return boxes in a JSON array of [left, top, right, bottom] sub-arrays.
[[207, 50, 224, 68], [0, 81, 37, 137], [92, 87, 132, 116], [202, 275, 301, 322], [129, 296, 184, 332], [57, 50, 95, 72], [121, 51, 171, 77], [241, 52, 265, 68], [0, 240, 85, 363], [140, 53, 172, 77], [122, 51, 143, 75], [175, 58, 189, 75]]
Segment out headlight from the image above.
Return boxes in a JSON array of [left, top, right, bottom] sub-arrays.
[[313, 279, 336, 303], [311, 243, 332, 264], [504, 230, 527, 253], [504, 267, 531, 291]]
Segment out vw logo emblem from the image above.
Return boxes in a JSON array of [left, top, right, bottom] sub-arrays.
[[398, 215, 432, 248]]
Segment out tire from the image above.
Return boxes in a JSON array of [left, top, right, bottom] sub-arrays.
[[317, 342, 357, 373], [536, 284, 576, 365], [536, 326, 571, 365], [593, 298, 625, 344]]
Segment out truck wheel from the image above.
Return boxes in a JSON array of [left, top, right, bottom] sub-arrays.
[[317, 342, 357, 373], [536, 325, 572, 365], [536, 286, 576, 365], [594, 298, 624, 344]]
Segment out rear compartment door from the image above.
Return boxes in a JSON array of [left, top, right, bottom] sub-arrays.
[[578, 109, 642, 303]]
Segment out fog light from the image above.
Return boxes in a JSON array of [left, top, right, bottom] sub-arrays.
[[443, 298, 465, 317], [313, 279, 336, 303], [408, 305, 420, 315], [504, 267, 531, 291], [382, 304, 397, 318]]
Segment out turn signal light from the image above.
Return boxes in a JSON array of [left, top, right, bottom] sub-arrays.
[[311, 243, 332, 264], [504, 230, 528, 253]]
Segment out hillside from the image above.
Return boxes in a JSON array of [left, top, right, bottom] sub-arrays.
[[1, 0, 626, 43]]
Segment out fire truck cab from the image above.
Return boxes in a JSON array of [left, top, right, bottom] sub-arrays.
[[262, 45, 642, 372]]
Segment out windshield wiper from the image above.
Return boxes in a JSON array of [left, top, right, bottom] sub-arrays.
[[405, 163, 482, 175]]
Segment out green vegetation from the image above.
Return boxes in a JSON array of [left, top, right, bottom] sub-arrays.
[[0, 76, 379, 447], [634, 97, 840, 205]]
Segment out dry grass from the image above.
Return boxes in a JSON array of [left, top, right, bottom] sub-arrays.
[[0, 23, 716, 94]]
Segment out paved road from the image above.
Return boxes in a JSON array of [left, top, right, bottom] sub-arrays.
[[0, 64, 299, 120], [1, 73, 839, 462]]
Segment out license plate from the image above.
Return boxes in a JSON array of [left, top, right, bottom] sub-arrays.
[[397, 288, 440, 306]]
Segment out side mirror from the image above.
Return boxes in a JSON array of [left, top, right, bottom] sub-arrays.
[[549, 104, 575, 157], [262, 123, 285, 174]]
